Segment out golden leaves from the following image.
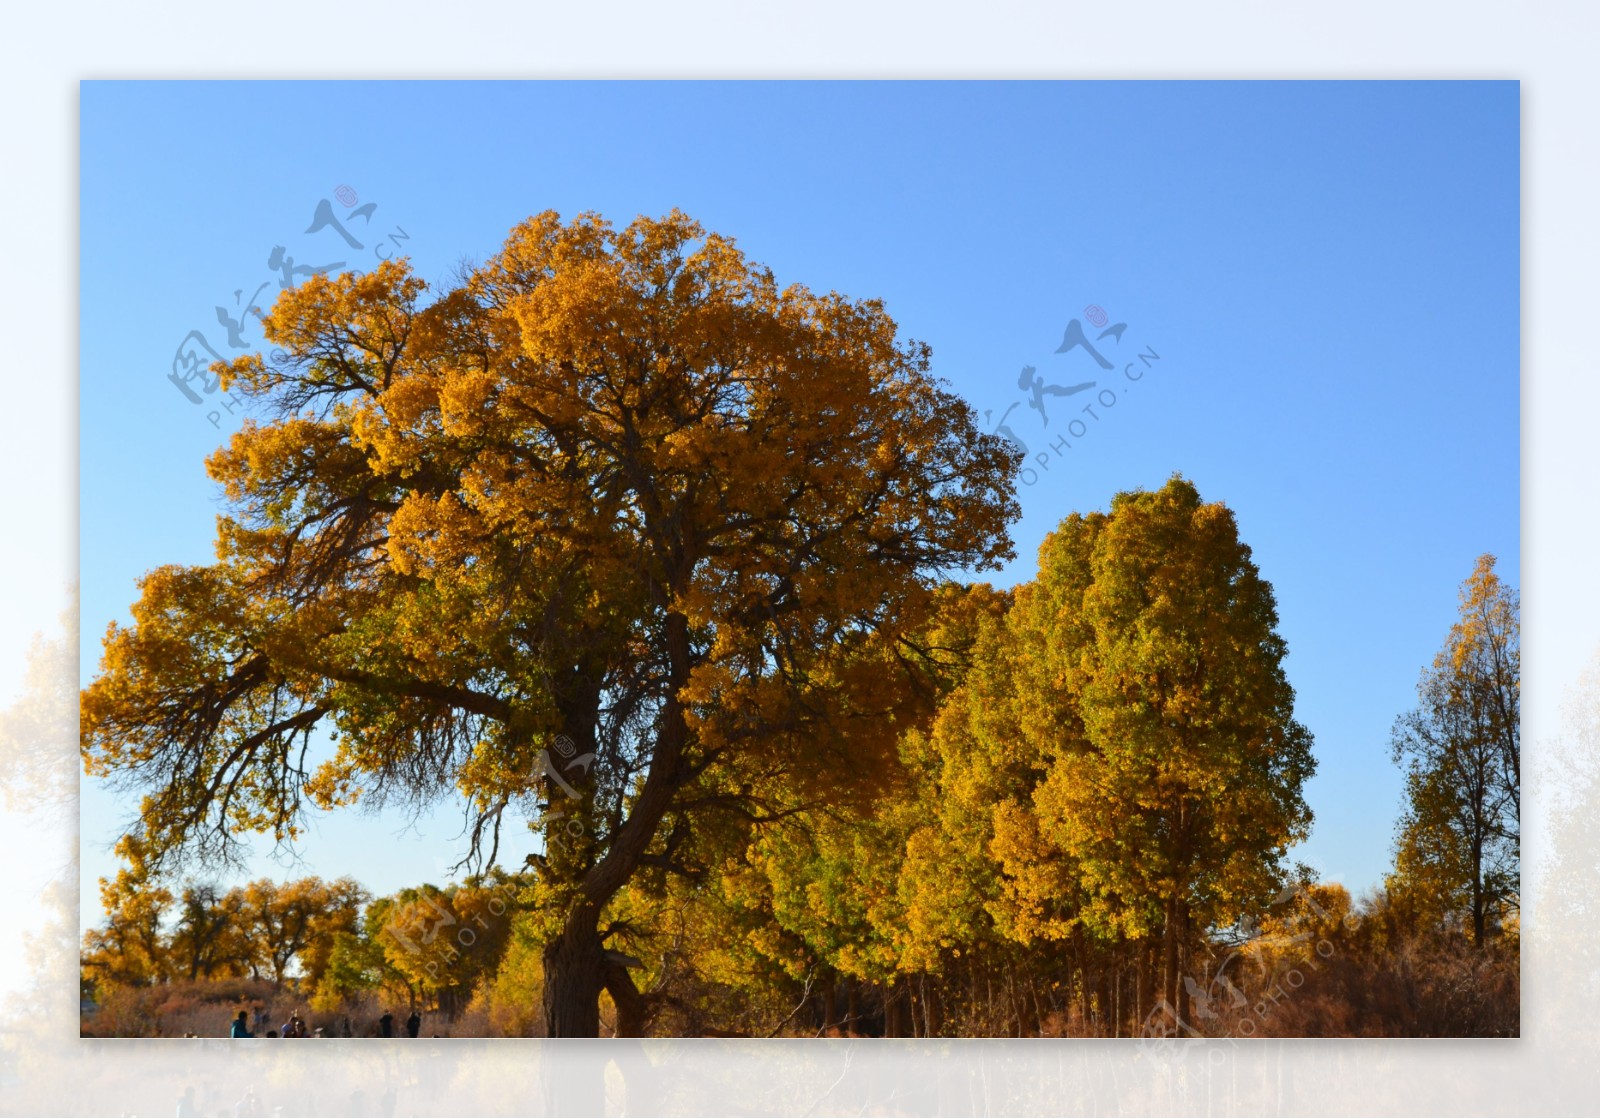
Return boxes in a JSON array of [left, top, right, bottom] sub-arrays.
[[83, 207, 1026, 1025]]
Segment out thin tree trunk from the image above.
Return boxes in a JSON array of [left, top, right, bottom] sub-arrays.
[[1472, 838, 1486, 947], [1175, 901, 1191, 1026], [1113, 954, 1121, 1038], [1137, 939, 1153, 1036], [1163, 895, 1180, 1026]]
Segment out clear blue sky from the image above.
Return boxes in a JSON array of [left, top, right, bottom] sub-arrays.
[[79, 80, 1519, 925]]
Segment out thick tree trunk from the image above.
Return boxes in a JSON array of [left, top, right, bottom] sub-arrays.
[[542, 904, 605, 1038], [540, 612, 694, 1037]]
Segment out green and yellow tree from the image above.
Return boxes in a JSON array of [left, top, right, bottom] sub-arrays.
[[1007, 477, 1316, 1025]]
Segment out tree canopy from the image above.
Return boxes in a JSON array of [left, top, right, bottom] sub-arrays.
[[81, 208, 1020, 1036]]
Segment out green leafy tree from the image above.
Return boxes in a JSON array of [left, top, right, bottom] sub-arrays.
[[309, 928, 387, 1013], [1011, 476, 1316, 1025]]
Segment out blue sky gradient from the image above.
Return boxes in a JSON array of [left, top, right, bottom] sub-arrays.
[[79, 80, 1519, 923]]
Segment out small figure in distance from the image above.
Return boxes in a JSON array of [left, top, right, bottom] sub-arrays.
[[230, 1010, 253, 1039]]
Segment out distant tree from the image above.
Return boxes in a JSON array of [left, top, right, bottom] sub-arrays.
[[1389, 554, 1520, 947], [294, 876, 370, 989], [309, 929, 386, 1013], [80, 868, 172, 991], [678, 481, 1316, 1037], [375, 880, 517, 1017], [233, 876, 367, 984], [311, 895, 419, 1011], [903, 584, 1077, 958], [167, 883, 250, 981], [752, 586, 1014, 981]]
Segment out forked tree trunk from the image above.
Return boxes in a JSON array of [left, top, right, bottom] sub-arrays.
[[539, 612, 693, 1038], [606, 960, 652, 1037]]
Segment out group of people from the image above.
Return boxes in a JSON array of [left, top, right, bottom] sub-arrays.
[[229, 1008, 422, 1039]]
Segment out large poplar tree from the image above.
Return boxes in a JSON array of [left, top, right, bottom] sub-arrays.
[[81, 210, 1019, 1036]]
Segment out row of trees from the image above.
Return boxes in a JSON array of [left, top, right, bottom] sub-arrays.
[[80, 477, 1328, 1038], [582, 477, 1318, 1037], [79, 209, 1516, 1037], [79, 871, 525, 1022], [81, 874, 366, 990], [78, 550, 1523, 1043]]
